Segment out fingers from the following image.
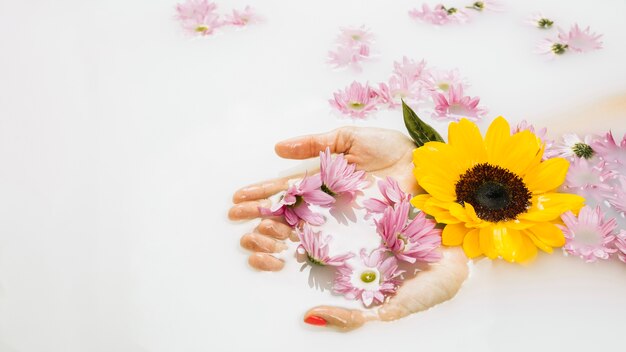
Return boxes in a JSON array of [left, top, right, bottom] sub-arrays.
[[232, 178, 290, 204], [303, 306, 369, 331], [248, 253, 285, 271], [377, 247, 469, 322], [275, 127, 354, 160], [257, 218, 294, 240], [240, 233, 288, 253], [228, 200, 271, 220]]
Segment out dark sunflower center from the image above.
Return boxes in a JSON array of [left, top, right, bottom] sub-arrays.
[[455, 163, 532, 222]]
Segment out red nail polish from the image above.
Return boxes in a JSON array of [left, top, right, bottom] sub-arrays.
[[304, 315, 327, 326]]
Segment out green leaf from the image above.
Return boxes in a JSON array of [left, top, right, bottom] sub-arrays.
[[402, 100, 444, 147]]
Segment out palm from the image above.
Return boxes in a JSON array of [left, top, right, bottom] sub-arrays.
[[229, 126, 468, 330]]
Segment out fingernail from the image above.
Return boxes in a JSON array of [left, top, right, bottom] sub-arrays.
[[304, 315, 327, 326]]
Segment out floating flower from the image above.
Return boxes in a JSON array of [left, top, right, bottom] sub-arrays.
[[535, 38, 569, 58], [226, 6, 261, 26], [329, 81, 379, 118], [558, 24, 603, 53], [546, 133, 595, 160], [526, 12, 555, 29], [372, 83, 399, 109], [607, 176, 626, 214], [388, 75, 425, 103], [175, 0, 222, 35], [431, 84, 487, 122], [337, 26, 374, 47], [423, 68, 468, 93], [412, 117, 585, 263], [375, 200, 442, 263], [593, 131, 626, 172], [615, 230, 626, 263], [364, 177, 411, 217], [409, 4, 468, 25], [392, 57, 428, 82], [319, 147, 368, 201], [334, 249, 402, 306], [328, 44, 370, 71], [560, 206, 617, 262], [260, 174, 334, 226], [296, 224, 354, 266], [466, 0, 503, 12], [563, 158, 615, 192]]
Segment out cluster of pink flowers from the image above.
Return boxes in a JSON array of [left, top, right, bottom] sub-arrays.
[[329, 57, 486, 121], [408, 1, 501, 26], [261, 150, 442, 307], [175, 0, 260, 36], [534, 22, 603, 58], [327, 26, 374, 72], [524, 127, 626, 263]]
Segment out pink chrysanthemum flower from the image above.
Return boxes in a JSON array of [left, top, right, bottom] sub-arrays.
[[337, 26, 374, 47], [422, 68, 468, 93], [226, 6, 261, 26], [319, 147, 368, 202], [175, 0, 222, 36], [526, 12, 555, 29], [334, 249, 403, 307], [545, 133, 595, 160], [388, 75, 425, 103], [560, 206, 618, 262], [431, 84, 487, 122], [375, 200, 442, 263], [392, 57, 428, 82], [466, 0, 503, 12], [260, 174, 334, 227], [606, 176, 626, 214], [329, 81, 379, 118], [593, 131, 626, 173], [328, 44, 370, 71], [363, 177, 410, 218], [372, 82, 399, 109], [564, 157, 615, 193], [296, 224, 354, 266], [409, 4, 468, 25], [615, 230, 626, 263], [535, 37, 569, 58], [558, 24, 603, 53]]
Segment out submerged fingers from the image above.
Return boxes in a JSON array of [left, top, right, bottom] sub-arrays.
[[240, 233, 288, 253], [256, 218, 294, 240], [248, 253, 285, 271], [232, 178, 290, 203], [228, 200, 271, 220], [303, 306, 368, 331]]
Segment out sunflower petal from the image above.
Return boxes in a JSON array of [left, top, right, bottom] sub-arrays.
[[462, 229, 482, 258], [519, 193, 585, 222], [442, 223, 468, 246], [410, 194, 431, 210], [524, 157, 570, 193], [526, 222, 566, 248], [514, 235, 538, 263], [478, 226, 498, 259], [448, 119, 487, 166]]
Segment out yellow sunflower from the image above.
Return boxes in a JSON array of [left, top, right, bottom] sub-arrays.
[[411, 117, 584, 263]]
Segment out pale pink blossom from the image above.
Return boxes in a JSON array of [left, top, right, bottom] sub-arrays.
[[392, 57, 428, 82], [615, 230, 626, 263], [175, 0, 222, 36], [372, 82, 399, 109], [296, 224, 354, 266], [375, 200, 442, 263], [334, 249, 403, 307], [388, 75, 425, 103], [336, 26, 374, 47], [606, 176, 626, 214], [260, 174, 334, 227], [560, 206, 618, 262], [431, 84, 486, 121], [329, 81, 379, 118], [226, 6, 261, 26], [319, 147, 368, 202], [535, 38, 569, 58], [558, 24, 603, 53], [564, 157, 615, 193], [526, 12, 555, 29], [545, 133, 595, 160], [363, 177, 410, 218], [328, 44, 370, 71], [422, 68, 468, 93], [409, 4, 468, 25], [593, 131, 626, 173], [466, 0, 503, 12]]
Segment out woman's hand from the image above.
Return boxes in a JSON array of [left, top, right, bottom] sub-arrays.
[[228, 126, 469, 330]]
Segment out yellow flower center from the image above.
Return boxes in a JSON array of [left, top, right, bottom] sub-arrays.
[[360, 271, 377, 283]]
